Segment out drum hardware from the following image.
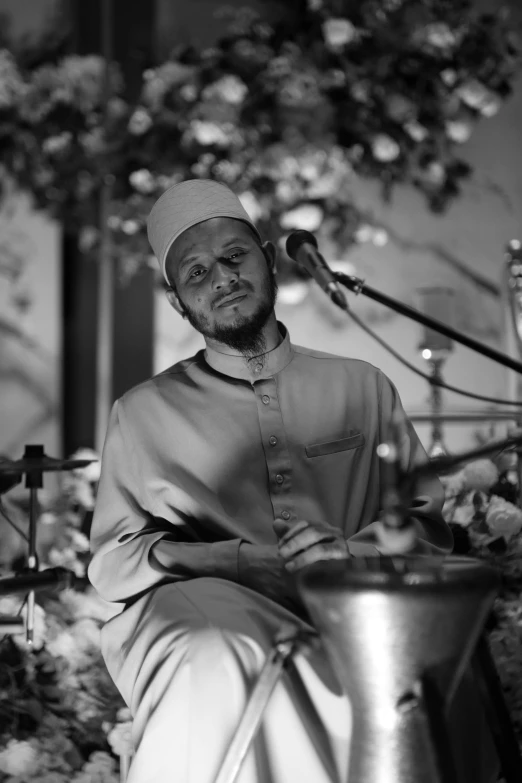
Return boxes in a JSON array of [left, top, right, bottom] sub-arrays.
[[213, 432, 522, 783], [0, 445, 95, 644]]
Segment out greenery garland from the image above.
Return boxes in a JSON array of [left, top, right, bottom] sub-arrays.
[[0, 0, 519, 284]]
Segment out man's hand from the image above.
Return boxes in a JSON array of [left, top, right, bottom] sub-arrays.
[[273, 518, 350, 572]]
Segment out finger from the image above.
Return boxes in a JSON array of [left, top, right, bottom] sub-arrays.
[[279, 527, 336, 560], [285, 542, 350, 572], [273, 518, 309, 543]]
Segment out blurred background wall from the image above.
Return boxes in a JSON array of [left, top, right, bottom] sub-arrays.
[[0, 0, 521, 462]]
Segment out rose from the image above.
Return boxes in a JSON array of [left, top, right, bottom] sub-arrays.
[[129, 169, 156, 195], [203, 75, 248, 105], [371, 134, 400, 162], [486, 496, 522, 541], [322, 18, 357, 49], [424, 22, 458, 49], [404, 121, 428, 143]]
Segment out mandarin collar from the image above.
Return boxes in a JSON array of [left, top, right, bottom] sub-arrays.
[[203, 321, 294, 382]]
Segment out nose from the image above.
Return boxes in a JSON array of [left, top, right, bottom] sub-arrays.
[[211, 261, 239, 289]]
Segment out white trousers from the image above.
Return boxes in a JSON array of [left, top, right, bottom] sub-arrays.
[[100, 578, 498, 783]]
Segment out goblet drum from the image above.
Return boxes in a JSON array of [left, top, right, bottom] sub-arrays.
[[296, 555, 498, 783]]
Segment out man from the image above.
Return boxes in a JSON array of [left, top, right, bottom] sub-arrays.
[[88, 180, 492, 783]]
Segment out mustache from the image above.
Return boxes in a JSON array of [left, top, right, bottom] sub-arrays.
[[213, 287, 250, 308]]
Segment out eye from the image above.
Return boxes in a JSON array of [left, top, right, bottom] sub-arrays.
[[225, 249, 245, 261], [189, 267, 206, 279]]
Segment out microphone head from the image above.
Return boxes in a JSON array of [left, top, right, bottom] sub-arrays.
[[285, 230, 318, 260]]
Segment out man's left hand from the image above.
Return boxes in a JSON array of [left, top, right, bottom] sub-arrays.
[[273, 518, 350, 572]]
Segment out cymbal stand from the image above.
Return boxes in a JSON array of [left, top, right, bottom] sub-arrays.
[[22, 445, 46, 646]]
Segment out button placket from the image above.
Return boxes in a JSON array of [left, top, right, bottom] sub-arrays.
[[255, 378, 294, 521]]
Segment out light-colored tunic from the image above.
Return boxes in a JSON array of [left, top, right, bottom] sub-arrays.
[[89, 323, 495, 783]]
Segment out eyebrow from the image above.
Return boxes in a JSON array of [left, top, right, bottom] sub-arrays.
[[178, 236, 253, 274]]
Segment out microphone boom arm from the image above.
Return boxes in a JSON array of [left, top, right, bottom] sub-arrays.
[[334, 271, 522, 375]]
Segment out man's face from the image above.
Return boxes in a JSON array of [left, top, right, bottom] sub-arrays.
[[166, 217, 278, 356]]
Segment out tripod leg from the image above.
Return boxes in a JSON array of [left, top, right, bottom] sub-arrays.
[[213, 627, 312, 783], [472, 634, 522, 783]]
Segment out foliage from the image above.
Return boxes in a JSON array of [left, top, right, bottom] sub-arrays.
[[0, 1, 519, 282]]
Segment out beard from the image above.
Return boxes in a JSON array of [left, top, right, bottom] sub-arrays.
[[180, 269, 278, 363]]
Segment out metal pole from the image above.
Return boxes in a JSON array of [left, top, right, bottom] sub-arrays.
[[95, 0, 115, 454]]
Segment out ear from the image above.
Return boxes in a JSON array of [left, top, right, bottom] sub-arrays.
[[165, 287, 186, 318], [262, 241, 277, 275]]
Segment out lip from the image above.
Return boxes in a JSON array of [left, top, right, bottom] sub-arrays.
[[217, 293, 248, 308]]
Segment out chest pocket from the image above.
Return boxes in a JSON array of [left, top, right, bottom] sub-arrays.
[[305, 431, 365, 458]]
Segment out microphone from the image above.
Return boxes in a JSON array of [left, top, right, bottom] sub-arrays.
[[285, 230, 348, 310]]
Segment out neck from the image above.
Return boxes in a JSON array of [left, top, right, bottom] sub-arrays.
[[204, 312, 281, 358]]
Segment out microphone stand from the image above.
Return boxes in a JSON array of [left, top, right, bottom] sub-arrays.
[[333, 271, 522, 375]]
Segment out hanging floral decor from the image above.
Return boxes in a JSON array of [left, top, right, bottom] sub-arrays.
[[0, 0, 520, 284]]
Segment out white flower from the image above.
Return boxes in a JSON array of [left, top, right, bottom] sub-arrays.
[[457, 80, 496, 113], [107, 721, 134, 757], [424, 22, 458, 49], [446, 119, 472, 143], [424, 162, 445, 185], [128, 108, 153, 135], [191, 120, 230, 147], [322, 18, 357, 49], [129, 168, 156, 194], [308, 0, 323, 9], [486, 496, 522, 541], [280, 204, 324, 231], [0, 739, 39, 777], [354, 224, 374, 243], [46, 628, 76, 660], [70, 447, 101, 482], [122, 220, 141, 235], [441, 69, 457, 86], [47, 546, 85, 577], [404, 120, 428, 142], [180, 84, 197, 102], [275, 180, 300, 204], [372, 134, 400, 162], [203, 75, 248, 105], [452, 502, 475, 528], [372, 229, 388, 247], [42, 131, 73, 155], [237, 191, 264, 222], [462, 460, 499, 492]]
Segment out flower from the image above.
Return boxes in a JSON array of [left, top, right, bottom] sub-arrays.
[[280, 204, 324, 231], [457, 80, 494, 112], [128, 108, 153, 135], [322, 18, 357, 49], [462, 459, 499, 492], [107, 721, 134, 756], [190, 120, 231, 147], [42, 131, 73, 156], [70, 447, 101, 483], [423, 22, 458, 49], [404, 121, 428, 142], [371, 135, 400, 162], [486, 496, 522, 541], [0, 739, 39, 777], [129, 169, 156, 194], [203, 75, 248, 105], [452, 500, 476, 528], [446, 119, 472, 143]]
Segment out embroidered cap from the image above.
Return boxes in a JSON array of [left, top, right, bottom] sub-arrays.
[[147, 179, 262, 283]]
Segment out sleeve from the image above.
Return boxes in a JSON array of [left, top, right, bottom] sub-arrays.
[[347, 372, 453, 555], [88, 400, 243, 604]]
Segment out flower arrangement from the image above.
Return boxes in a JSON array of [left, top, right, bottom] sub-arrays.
[[0, 452, 130, 783], [441, 453, 522, 749], [0, 1, 519, 283]]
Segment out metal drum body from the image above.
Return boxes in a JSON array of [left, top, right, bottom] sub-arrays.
[[297, 555, 498, 783]]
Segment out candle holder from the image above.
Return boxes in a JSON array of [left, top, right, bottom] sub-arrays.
[[417, 287, 456, 458]]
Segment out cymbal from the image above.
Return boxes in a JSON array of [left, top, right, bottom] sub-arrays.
[[0, 456, 96, 474]]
